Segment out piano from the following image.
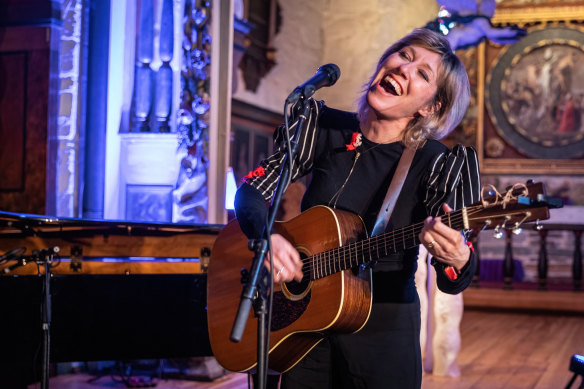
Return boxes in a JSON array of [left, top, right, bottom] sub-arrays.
[[0, 211, 223, 385]]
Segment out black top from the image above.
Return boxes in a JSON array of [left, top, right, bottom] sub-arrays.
[[235, 101, 481, 303]]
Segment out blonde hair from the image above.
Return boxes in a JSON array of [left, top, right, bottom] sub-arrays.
[[357, 28, 470, 148]]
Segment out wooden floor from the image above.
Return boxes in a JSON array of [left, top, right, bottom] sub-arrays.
[[30, 309, 584, 389], [422, 309, 584, 389]]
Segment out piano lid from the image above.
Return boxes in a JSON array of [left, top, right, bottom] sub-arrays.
[[0, 210, 224, 238]]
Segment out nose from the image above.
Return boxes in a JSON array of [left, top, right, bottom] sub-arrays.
[[397, 61, 415, 80]]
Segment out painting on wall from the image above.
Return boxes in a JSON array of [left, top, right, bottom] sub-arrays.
[[478, 3, 584, 174]]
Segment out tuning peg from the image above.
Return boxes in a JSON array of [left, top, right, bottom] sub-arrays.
[[511, 222, 523, 235], [501, 215, 510, 229], [526, 179, 534, 185], [505, 185, 513, 192], [487, 189, 496, 197], [493, 226, 504, 239]]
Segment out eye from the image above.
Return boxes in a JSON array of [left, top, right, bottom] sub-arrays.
[[419, 70, 429, 82], [399, 51, 410, 60]]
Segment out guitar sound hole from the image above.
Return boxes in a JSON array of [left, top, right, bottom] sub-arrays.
[[269, 251, 312, 331], [283, 278, 309, 296], [283, 251, 310, 296]]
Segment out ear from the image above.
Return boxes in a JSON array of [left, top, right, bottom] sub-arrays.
[[417, 100, 441, 118]]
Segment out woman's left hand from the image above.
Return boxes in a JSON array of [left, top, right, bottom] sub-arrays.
[[419, 203, 470, 273]]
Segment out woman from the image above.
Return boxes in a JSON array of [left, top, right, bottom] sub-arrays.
[[235, 28, 480, 388]]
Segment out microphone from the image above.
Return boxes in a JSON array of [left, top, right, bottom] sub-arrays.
[[286, 63, 341, 103]]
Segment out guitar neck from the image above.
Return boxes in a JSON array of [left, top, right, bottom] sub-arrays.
[[309, 209, 466, 280]]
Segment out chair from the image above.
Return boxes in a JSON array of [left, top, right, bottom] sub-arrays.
[[565, 354, 584, 389]]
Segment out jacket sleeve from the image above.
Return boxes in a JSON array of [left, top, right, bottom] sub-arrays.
[[423, 144, 481, 294], [241, 99, 322, 201], [234, 99, 323, 239]]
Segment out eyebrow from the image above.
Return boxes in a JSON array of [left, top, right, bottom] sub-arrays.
[[406, 46, 435, 81]]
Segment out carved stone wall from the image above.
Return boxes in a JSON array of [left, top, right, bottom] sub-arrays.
[[172, 0, 212, 223]]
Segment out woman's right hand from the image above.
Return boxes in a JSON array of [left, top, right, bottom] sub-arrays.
[[264, 233, 303, 282]]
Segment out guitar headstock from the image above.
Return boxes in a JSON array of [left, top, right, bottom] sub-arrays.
[[465, 181, 563, 234]]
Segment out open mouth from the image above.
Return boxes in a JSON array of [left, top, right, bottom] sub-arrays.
[[379, 74, 402, 96]]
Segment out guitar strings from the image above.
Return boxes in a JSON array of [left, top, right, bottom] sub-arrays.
[[299, 208, 480, 278], [302, 205, 488, 278], [301, 213, 459, 273], [296, 205, 486, 279]]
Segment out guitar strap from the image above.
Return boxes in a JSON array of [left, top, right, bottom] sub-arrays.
[[371, 146, 416, 237]]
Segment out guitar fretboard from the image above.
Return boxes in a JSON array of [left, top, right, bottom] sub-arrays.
[[306, 209, 466, 280]]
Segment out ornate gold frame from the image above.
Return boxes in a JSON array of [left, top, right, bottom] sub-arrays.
[[477, 1, 584, 174]]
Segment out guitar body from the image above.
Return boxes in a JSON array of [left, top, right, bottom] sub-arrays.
[[207, 182, 561, 373], [207, 206, 372, 373]]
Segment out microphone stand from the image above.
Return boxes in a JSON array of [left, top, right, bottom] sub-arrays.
[[38, 247, 58, 389], [3, 246, 59, 388], [230, 97, 313, 389]]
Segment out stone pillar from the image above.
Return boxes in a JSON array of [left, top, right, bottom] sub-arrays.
[[83, 0, 110, 219], [154, 0, 174, 132], [57, 0, 85, 217], [132, 0, 155, 132]]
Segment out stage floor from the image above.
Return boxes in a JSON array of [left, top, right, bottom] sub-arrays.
[[27, 308, 583, 389]]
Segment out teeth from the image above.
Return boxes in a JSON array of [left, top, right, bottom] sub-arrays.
[[385, 76, 402, 96]]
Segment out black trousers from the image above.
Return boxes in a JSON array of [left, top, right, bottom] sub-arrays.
[[279, 299, 422, 389]]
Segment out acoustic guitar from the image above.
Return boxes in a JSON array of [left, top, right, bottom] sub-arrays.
[[207, 182, 561, 373]]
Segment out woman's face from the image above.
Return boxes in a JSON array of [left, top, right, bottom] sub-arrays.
[[367, 45, 442, 123]]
